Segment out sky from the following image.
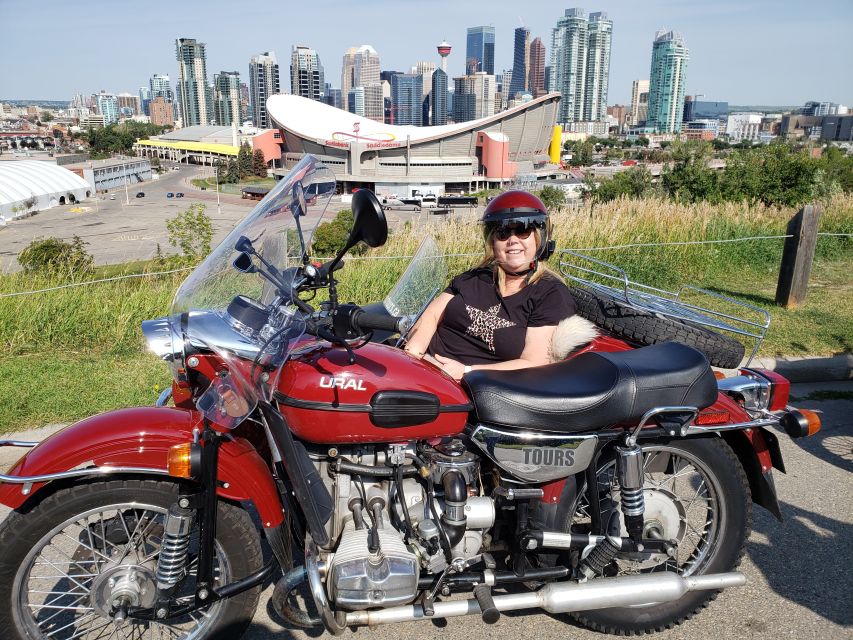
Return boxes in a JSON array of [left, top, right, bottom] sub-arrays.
[[1, 0, 852, 106]]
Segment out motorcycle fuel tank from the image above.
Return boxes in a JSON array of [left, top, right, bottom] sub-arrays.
[[275, 342, 472, 444]]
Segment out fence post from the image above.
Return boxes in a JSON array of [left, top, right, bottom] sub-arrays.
[[775, 204, 822, 309]]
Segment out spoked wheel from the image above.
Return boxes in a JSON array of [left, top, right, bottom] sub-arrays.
[[0, 479, 262, 640], [571, 437, 751, 635]]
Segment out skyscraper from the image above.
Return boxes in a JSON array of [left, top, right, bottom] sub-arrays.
[[646, 30, 689, 133], [342, 45, 382, 121], [431, 68, 448, 125], [550, 8, 613, 124], [391, 73, 423, 125], [629, 79, 650, 127], [466, 26, 495, 75], [550, 9, 588, 123], [290, 46, 325, 101], [412, 61, 436, 124], [249, 51, 280, 128], [354, 45, 381, 87], [175, 38, 211, 126], [528, 37, 546, 98], [509, 27, 530, 98], [453, 72, 495, 122], [341, 47, 358, 101], [584, 12, 613, 122], [96, 93, 119, 124], [214, 71, 241, 125]]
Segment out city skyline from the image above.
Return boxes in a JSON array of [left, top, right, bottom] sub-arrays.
[[1, 0, 851, 106]]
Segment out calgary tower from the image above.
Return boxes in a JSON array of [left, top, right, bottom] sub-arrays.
[[437, 40, 451, 74]]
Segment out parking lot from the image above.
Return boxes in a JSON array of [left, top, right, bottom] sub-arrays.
[[0, 167, 477, 272]]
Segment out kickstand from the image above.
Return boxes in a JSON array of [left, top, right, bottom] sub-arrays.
[[422, 564, 451, 616]]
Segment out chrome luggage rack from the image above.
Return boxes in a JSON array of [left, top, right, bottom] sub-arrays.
[[559, 250, 771, 366]]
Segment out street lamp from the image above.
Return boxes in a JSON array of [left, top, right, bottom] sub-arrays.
[[215, 162, 221, 216]]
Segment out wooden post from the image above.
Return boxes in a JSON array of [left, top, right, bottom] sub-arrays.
[[775, 204, 822, 309]]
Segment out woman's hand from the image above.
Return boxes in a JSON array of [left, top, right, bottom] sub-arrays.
[[433, 354, 467, 381]]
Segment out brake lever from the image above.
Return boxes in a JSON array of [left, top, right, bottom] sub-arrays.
[[314, 324, 356, 365]]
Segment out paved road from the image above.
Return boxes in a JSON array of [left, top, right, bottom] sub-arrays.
[[1, 382, 850, 639]]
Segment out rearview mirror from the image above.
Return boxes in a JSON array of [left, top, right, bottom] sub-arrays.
[[232, 252, 257, 273], [348, 190, 387, 249]]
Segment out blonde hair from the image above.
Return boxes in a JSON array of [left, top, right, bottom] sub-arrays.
[[477, 228, 558, 296]]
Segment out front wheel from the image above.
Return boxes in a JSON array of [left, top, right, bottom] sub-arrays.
[[571, 437, 752, 635], [0, 479, 262, 640]]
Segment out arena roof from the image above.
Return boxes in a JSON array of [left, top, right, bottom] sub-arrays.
[[134, 139, 238, 156], [0, 160, 92, 219], [267, 93, 562, 146], [158, 126, 233, 142]]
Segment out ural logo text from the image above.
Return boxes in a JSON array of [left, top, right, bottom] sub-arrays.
[[319, 376, 367, 391], [523, 447, 575, 467]]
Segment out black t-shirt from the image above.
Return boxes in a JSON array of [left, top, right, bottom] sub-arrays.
[[428, 268, 576, 365]]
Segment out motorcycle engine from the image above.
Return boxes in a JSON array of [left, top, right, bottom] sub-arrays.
[[322, 440, 495, 609]]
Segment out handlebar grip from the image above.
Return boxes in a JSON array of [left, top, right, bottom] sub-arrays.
[[352, 310, 408, 334]]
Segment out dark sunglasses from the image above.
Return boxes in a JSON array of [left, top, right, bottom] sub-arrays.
[[490, 221, 541, 241]]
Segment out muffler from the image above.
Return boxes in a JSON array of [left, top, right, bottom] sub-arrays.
[[344, 571, 745, 627]]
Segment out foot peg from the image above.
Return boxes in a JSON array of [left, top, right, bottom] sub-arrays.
[[473, 584, 500, 624]]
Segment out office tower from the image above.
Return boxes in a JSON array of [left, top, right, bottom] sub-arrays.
[[646, 30, 689, 133], [341, 47, 358, 101], [584, 12, 612, 122], [175, 38, 212, 126], [290, 46, 325, 101], [116, 93, 140, 115], [239, 82, 249, 122], [249, 51, 280, 128], [411, 61, 436, 123], [629, 79, 650, 126], [324, 88, 343, 110], [391, 73, 423, 125], [528, 37, 546, 98], [214, 71, 241, 125], [550, 9, 588, 123], [509, 27, 530, 98], [466, 26, 495, 75], [150, 74, 173, 100], [354, 45, 381, 87], [138, 87, 151, 115], [96, 93, 119, 124], [431, 68, 448, 125], [150, 96, 175, 126], [453, 72, 495, 122], [342, 45, 382, 120], [683, 97, 728, 123]]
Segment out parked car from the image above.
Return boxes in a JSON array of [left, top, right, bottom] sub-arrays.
[[166, 192, 174, 198], [175, 192, 184, 198], [109, 194, 116, 200], [135, 192, 145, 198]]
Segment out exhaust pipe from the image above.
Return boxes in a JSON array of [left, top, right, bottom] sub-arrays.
[[344, 571, 745, 627]]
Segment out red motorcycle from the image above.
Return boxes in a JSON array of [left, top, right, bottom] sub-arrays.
[[0, 156, 821, 639]]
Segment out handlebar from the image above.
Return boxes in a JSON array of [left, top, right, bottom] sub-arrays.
[[351, 309, 409, 334]]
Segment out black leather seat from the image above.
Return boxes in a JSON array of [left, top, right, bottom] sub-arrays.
[[463, 342, 718, 432]]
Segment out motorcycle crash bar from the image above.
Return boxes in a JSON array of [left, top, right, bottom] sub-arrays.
[[342, 571, 745, 628]]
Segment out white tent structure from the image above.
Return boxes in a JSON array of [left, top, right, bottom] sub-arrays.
[[0, 161, 93, 222]]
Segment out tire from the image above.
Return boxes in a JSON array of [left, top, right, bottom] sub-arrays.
[[568, 287, 745, 369], [0, 479, 262, 640], [570, 437, 751, 635]]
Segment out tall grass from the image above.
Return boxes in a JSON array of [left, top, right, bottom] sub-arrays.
[[1, 194, 850, 357]]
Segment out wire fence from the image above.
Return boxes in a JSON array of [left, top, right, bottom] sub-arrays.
[[1, 232, 850, 299]]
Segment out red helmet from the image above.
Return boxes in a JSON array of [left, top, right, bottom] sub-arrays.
[[481, 190, 554, 260]]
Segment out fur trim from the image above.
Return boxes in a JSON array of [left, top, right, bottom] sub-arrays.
[[550, 315, 599, 361]]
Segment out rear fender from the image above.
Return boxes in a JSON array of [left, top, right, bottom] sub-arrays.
[[0, 407, 284, 527], [712, 393, 784, 520]]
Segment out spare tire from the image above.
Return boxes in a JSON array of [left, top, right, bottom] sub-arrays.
[[568, 286, 745, 369]]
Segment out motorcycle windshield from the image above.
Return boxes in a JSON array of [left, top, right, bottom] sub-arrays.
[[172, 155, 335, 315], [383, 235, 447, 319]]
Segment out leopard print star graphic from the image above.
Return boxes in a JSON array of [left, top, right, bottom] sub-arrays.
[[465, 304, 516, 353]]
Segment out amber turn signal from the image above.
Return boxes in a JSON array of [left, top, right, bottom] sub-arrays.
[[780, 409, 822, 438], [799, 409, 822, 436], [167, 443, 202, 478]]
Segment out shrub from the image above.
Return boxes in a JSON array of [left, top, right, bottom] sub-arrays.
[[165, 203, 213, 265], [17, 235, 94, 275], [310, 209, 367, 257], [537, 185, 566, 211]]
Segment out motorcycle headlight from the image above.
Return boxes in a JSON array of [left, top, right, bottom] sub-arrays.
[[141, 316, 185, 381]]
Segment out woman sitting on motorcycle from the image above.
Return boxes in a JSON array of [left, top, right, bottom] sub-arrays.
[[404, 191, 576, 380]]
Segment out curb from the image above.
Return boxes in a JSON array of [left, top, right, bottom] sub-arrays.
[[741, 353, 853, 383]]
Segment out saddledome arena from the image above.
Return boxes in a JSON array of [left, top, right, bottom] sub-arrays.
[[267, 93, 562, 198]]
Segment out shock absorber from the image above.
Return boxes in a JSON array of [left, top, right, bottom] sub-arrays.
[[155, 502, 194, 591], [616, 444, 645, 542]]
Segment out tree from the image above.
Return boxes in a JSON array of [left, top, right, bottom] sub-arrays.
[[18, 235, 94, 275], [636, 136, 650, 148], [311, 209, 367, 257], [237, 142, 253, 179], [40, 111, 52, 122], [165, 203, 213, 265], [569, 140, 593, 167], [252, 148, 266, 177], [537, 185, 566, 211], [660, 141, 720, 203], [225, 158, 239, 184], [592, 166, 654, 203]]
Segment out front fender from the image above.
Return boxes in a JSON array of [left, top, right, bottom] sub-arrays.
[[0, 407, 284, 527]]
